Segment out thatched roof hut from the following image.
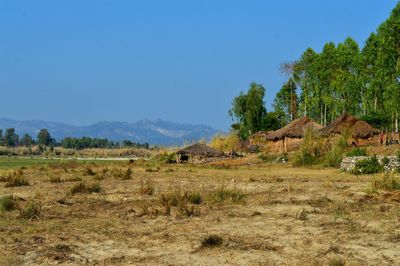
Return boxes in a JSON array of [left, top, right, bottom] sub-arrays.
[[320, 113, 380, 139], [176, 143, 224, 156], [266, 117, 323, 141]]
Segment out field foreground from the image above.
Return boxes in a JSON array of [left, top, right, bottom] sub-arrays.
[[0, 159, 399, 265]]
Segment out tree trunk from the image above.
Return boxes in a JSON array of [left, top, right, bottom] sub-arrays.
[[320, 104, 323, 125], [396, 111, 399, 133]]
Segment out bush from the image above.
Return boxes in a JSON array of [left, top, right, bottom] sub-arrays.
[[0, 196, 17, 212], [201, 235, 223, 248], [70, 182, 102, 194], [346, 148, 367, 157], [382, 156, 390, 167], [352, 155, 383, 175], [19, 202, 41, 220]]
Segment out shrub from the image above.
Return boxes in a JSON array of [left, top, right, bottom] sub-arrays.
[[382, 156, 390, 167], [0, 196, 17, 212], [5, 176, 29, 187], [209, 187, 245, 203], [70, 182, 102, 194], [346, 147, 367, 157], [351, 155, 383, 175], [19, 202, 41, 220], [201, 235, 223, 248]]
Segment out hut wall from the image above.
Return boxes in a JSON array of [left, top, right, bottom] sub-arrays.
[[266, 138, 302, 154], [356, 135, 380, 146]]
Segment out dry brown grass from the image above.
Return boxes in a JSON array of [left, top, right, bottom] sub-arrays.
[[0, 159, 399, 265]]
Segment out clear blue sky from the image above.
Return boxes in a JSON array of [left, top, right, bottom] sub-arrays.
[[0, 1, 398, 130]]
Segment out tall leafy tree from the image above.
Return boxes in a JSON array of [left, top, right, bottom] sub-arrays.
[[273, 78, 298, 125], [21, 133, 34, 147], [37, 129, 52, 146], [4, 128, 19, 147], [229, 82, 277, 139]]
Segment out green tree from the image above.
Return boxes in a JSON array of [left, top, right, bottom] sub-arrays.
[[229, 82, 268, 139], [293, 48, 319, 118], [21, 133, 34, 147], [4, 128, 19, 147], [37, 129, 52, 146], [273, 78, 298, 125]]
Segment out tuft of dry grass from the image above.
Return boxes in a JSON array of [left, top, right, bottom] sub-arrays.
[[208, 187, 246, 203], [5, 175, 29, 187], [0, 196, 18, 212], [49, 176, 63, 183], [368, 173, 400, 194], [69, 182, 102, 194], [19, 202, 41, 220], [139, 179, 154, 195], [201, 234, 223, 248]]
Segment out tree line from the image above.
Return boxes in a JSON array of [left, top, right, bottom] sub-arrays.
[[230, 3, 400, 139], [275, 2, 400, 130], [0, 128, 150, 150]]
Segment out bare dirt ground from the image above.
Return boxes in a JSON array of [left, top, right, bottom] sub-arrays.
[[0, 159, 399, 265]]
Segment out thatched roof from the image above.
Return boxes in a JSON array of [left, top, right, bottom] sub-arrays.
[[250, 131, 273, 140], [266, 117, 323, 141], [177, 143, 224, 156], [319, 113, 380, 139]]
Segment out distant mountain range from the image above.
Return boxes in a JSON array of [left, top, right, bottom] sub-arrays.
[[0, 118, 223, 146]]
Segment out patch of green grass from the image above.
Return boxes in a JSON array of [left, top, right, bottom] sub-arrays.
[[0, 196, 17, 212]]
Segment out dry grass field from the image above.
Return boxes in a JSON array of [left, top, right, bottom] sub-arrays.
[[0, 157, 399, 265]]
